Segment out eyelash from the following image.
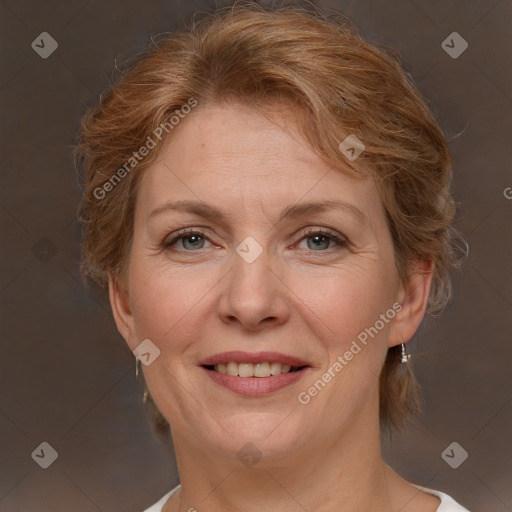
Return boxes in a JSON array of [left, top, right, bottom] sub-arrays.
[[161, 227, 348, 253], [296, 227, 348, 251]]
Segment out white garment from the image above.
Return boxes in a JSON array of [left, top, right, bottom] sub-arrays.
[[142, 483, 471, 511]]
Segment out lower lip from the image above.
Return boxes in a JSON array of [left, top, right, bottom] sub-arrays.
[[201, 367, 309, 396]]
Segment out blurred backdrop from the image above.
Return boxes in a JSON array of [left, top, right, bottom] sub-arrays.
[[0, 1, 511, 511]]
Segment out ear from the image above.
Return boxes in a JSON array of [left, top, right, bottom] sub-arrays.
[[108, 272, 137, 351], [388, 258, 434, 348]]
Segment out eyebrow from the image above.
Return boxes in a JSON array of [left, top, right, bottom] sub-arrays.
[[148, 199, 369, 226]]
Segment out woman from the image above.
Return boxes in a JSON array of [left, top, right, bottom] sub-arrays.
[[75, 2, 470, 511]]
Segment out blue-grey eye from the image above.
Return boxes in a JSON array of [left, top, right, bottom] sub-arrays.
[[296, 229, 347, 252], [306, 234, 332, 250], [181, 234, 206, 250]]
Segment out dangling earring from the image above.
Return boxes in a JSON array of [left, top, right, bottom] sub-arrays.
[[400, 342, 410, 364], [136, 357, 149, 404]]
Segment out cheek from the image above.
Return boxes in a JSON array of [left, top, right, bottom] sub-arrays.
[[290, 264, 393, 335], [128, 257, 219, 345], [293, 269, 393, 417], [287, 263, 396, 395]]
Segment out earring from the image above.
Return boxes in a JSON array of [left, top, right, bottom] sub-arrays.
[[135, 357, 149, 404], [400, 342, 410, 364]]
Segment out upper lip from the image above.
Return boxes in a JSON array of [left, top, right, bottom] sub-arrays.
[[198, 351, 311, 367]]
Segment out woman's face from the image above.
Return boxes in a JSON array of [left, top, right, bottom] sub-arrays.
[[110, 102, 421, 463]]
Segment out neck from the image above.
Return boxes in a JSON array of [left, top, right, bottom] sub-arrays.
[[165, 398, 396, 512]]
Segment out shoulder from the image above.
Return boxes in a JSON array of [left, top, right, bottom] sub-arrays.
[[141, 485, 181, 512], [413, 484, 472, 511]]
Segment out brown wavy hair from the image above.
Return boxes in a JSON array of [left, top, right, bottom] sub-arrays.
[[74, 0, 467, 438]]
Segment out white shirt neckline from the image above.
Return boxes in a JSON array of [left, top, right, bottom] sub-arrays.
[[143, 483, 471, 511]]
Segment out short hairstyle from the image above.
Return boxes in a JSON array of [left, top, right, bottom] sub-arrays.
[[75, 1, 467, 437]]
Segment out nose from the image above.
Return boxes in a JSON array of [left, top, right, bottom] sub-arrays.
[[216, 246, 290, 331]]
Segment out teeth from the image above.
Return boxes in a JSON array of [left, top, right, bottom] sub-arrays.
[[255, 362, 270, 377], [227, 362, 239, 376], [213, 362, 298, 377], [239, 363, 254, 377], [270, 362, 282, 375]]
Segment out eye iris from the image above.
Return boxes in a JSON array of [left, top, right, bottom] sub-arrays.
[[182, 234, 204, 250], [307, 234, 330, 250]]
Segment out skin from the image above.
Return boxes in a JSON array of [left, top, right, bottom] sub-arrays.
[[109, 102, 439, 512]]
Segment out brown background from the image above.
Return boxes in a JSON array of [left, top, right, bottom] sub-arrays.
[[1, 1, 511, 511]]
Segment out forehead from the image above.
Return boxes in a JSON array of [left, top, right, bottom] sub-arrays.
[[135, 102, 382, 223]]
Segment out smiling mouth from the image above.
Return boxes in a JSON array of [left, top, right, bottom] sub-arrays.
[[203, 362, 308, 378]]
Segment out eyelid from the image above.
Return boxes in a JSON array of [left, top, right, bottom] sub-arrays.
[[299, 226, 347, 240], [294, 226, 349, 249], [162, 227, 217, 249]]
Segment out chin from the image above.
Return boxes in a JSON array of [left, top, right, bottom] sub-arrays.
[[197, 411, 309, 463]]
